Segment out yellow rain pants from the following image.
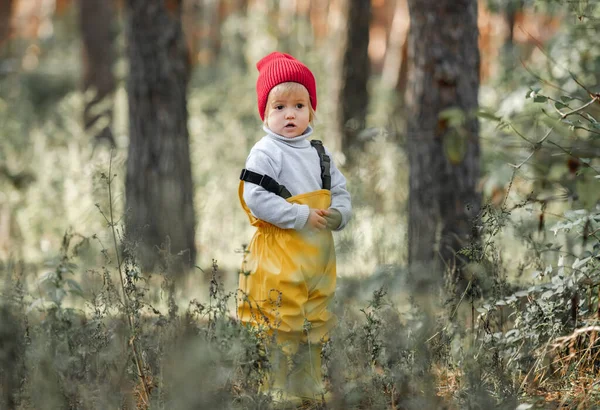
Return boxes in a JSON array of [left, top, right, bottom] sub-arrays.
[[237, 182, 337, 353]]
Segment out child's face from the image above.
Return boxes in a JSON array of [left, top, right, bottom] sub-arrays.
[[265, 84, 311, 138]]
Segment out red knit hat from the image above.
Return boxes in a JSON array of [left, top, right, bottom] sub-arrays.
[[256, 52, 317, 121]]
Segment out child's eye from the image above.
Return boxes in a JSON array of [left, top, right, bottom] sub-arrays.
[[296, 103, 304, 109], [275, 105, 284, 110]]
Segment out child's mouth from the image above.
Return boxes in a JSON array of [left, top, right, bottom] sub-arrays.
[[285, 124, 296, 128]]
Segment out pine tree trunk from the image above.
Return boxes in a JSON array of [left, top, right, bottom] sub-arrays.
[[338, 0, 371, 164], [125, 0, 196, 272], [0, 0, 13, 47], [405, 0, 481, 278], [380, 0, 408, 91], [505, 0, 523, 49], [79, 0, 116, 146]]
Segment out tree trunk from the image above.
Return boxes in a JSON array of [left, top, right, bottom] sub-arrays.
[[323, 0, 345, 154], [505, 0, 523, 49], [125, 0, 196, 273], [0, 0, 13, 47], [79, 0, 116, 146], [405, 0, 481, 279], [380, 0, 408, 91], [338, 0, 371, 164], [198, 0, 221, 65]]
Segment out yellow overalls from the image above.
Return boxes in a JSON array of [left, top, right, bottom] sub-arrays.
[[237, 181, 336, 400]]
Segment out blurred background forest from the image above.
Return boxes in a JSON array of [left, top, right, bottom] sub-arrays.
[[1, 0, 600, 409], [1, 0, 584, 278]]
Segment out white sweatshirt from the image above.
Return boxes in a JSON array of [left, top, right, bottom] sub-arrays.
[[243, 126, 352, 231]]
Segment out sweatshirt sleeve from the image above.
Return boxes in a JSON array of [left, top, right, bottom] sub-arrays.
[[326, 147, 352, 231], [242, 146, 310, 230]]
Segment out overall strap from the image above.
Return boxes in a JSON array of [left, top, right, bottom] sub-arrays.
[[239, 168, 292, 199], [310, 140, 331, 190]]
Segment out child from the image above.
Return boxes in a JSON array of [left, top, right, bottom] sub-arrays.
[[237, 52, 352, 403]]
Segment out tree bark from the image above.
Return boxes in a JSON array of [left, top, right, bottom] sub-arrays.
[[79, 0, 116, 146], [0, 0, 13, 47], [338, 0, 371, 164], [405, 0, 481, 278], [125, 0, 196, 273]]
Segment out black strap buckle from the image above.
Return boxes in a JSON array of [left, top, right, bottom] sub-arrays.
[[310, 139, 331, 190], [240, 168, 292, 199]]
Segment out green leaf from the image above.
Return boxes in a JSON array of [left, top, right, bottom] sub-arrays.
[[439, 107, 466, 126], [555, 101, 568, 110], [560, 96, 574, 103], [534, 95, 548, 103], [443, 128, 467, 165], [476, 110, 501, 122], [527, 86, 541, 98], [572, 257, 591, 269]]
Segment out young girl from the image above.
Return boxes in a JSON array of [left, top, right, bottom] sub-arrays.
[[237, 52, 352, 402]]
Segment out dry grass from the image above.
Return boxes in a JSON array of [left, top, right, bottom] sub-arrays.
[[528, 321, 600, 409]]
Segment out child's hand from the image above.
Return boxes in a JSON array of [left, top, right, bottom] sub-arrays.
[[319, 208, 342, 230], [306, 208, 327, 231]]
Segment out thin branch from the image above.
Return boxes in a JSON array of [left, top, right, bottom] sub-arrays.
[[509, 126, 555, 169], [509, 150, 536, 169], [546, 102, 600, 135], [520, 57, 571, 95], [572, 125, 600, 136], [546, 139, 600, 174], [507, 123, 535, 145], [556, 96, 599, 119], [569, 71, 597, 98], [518, 23, 599, 101], [518, 25, 595, 96]]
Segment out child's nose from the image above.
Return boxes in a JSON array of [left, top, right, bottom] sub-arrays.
[[285, 110, 295, 119]]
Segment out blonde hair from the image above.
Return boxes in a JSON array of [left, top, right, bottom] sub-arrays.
[[263, 82, 316, 126]]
